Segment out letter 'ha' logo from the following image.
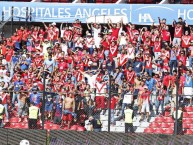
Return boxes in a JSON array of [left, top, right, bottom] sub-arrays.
[[135, 6, 175, 23]]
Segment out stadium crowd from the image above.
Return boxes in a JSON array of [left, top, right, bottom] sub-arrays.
[[0, 16, 193, 129]]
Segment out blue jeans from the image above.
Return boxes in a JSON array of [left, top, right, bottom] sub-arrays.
[[63, 110, 77, 118], [88, 47, 94, 55], [164, 88, 171, 105], [12, 92, 20, 108], [94, 128, 101, 132], [145, 68, 153, 77], [67, 41, 73, 48], [189, 56, 193, 68], [4, 104, 9, 120], [111, 109, 115, 124], [169, 60, 177, 75], [155, 100, 164, 115], [104, 50, 109, 58]]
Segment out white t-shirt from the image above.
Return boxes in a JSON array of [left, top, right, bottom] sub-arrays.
[[60, 29, 65, 38], [123, 92, 132, 104], [92, 27, 101, 41], [94, 36, 102, 48], [95, 81, 107, 96], [84, 73, 98, 89]]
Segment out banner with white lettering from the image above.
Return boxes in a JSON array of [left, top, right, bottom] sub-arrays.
[[0, 2, 192, 24]]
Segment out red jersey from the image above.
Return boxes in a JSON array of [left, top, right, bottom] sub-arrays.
[[110, 97, 117, 109], [63, 30, 72, 41], [144, 57, 152, 69], [177, 55, 187, 66], [174, 26, 182, 38], [141, 91, 151, 103], [181, 35, 191, 48], [124, 70, 136, 84], [118, 54, 128, 67], [163, 75, 170, 87], [109, 45, 118, 60], [162, 30, 171, 42], [1, 93, 10, 105], [111, 28, 120, 38], [58, 62, 68, 72], [5, 49, 13, 62], [154, 41, 161, 52]]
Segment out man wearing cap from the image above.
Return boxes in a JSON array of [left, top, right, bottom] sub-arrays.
[[140, 86, 151, 122]]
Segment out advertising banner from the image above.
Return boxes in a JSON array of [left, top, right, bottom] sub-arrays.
[[0, 2, 193, 25]]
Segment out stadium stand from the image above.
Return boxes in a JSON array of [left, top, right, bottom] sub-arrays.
[[0, 10, 193, 135]]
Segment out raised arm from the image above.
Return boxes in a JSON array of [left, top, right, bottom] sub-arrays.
[[42, 22, 48, 30], [87, 20, 91, 30]]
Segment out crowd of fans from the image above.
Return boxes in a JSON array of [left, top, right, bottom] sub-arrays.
[[0, 16, 193, 129]]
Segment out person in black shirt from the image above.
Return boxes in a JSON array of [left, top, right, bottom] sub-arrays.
[[89, 116, 102, 132]]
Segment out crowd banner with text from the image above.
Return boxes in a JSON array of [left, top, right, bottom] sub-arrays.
[[0, 2, 193, 25]]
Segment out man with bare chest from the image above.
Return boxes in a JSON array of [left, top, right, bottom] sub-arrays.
[[61, 93, 76, 129]]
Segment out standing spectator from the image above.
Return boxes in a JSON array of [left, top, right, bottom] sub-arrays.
[[94, 78, 107, 114], [124, 104, 134, 133], [183, 70, 193, 106], [140, 86, 151, 122], [12, 75, 24, 110], [172, 22, 183, 46], [121, 85, 133, 116], [170, 47, 178, 75], [45, 94, 53, 121], [29, 88, 41, 107], [0, 99, 5, 128], [53, 98, 63, 125], [44, 55, 55, 74], [88, 116, 102, 132], [172, 106, 183, 135], [61, 93, 76, 129], [28, 102, 40, 129], [18, 90, 28, 122], [1, 90, 10, 122]]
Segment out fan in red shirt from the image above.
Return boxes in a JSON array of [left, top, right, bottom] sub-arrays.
[[144, 54, 153, 77], [124, 66, 136, 85], [109, 40, 118, 61], [177, 51, 187, 66], [140, 86, 151, 122], [181, 30, 191, 49], [126, 23, 139, 42], [108, 18, 122, 39], [172, 22, 183, 46], [1, 90, 10, 122], [153, 37, 161, 60], [161, 26, 171, 44]]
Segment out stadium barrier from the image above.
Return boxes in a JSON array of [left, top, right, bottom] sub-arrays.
[[0, 128, 47, 145], [49, 131, 193, 145]]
